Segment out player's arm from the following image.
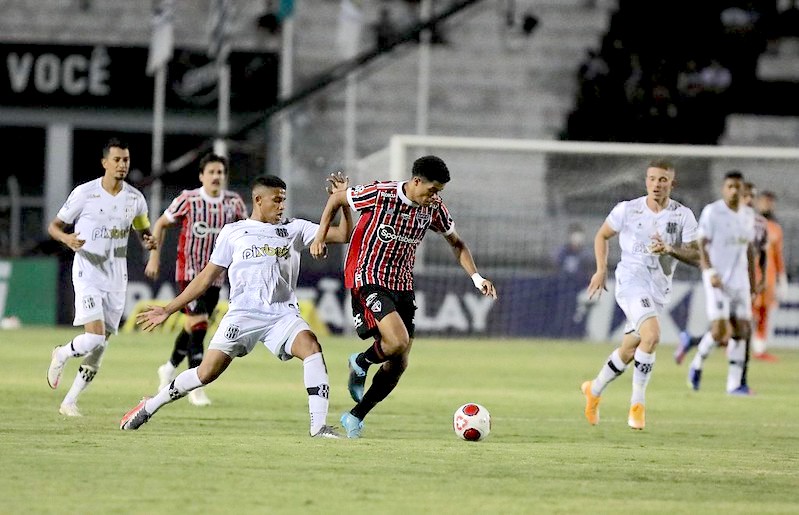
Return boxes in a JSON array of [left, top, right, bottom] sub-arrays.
[[311, 190, 349, 258], [322, 172, 353, 244], [137, 262, 226, 331], [145, 214, 175, 279], [747, 242, 757, 295], [775, 227, 788, 300], [587, 221, 616, 299], [131, 213, 157, 252], [650, 237, 700, 266], [443, 230, 497, 299], [698, 236, 722, 288], [47, 217, 84, 252]]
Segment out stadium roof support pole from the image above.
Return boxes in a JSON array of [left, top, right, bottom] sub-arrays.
[[279, 15, 295, 217], [416, 0, 432, 137], [45, 124, 72, 241], [150, 65, 167, 219]]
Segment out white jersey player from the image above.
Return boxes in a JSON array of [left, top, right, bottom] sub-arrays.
[[688, 171, 757, 395], [121, 173, 353, 438], [47, 138, 156, 417], [581, 159, 700, 430]]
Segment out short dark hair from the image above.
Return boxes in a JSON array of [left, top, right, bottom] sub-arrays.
[[412, 155, 450, 184], [252, 174, 286, 191], [648, 158, 675, 171], [760, 190, 777, 200], [199, 153, 227, 174], [725, 170, 744, 181], [103, 138, 129, 157]]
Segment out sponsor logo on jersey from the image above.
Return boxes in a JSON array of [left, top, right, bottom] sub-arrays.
[[377, 224, 421, 245], [379, 191, 396, 199], [91, 226, 130, 240], [191, 221, 223, 238], [242, 243, 290, 260]]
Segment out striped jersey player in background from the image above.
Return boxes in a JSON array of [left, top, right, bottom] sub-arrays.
[[47, 138, 156, 416], [145, 153, 247, 406], [311, 155, 498, 438]]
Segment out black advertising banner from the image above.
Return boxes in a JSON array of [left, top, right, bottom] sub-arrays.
[[1, 43, 278, 111]]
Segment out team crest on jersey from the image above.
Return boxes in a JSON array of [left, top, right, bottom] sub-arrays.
[[275, 227, 288, 237], [353, 185, 366, 194], [415, 211, 430, 224], [224, 324, 240, 340], [666, 222, 677, 234]]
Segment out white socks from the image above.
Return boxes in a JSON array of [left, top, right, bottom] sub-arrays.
[[591, 349, 627, 396], [56, 333, 105, 361], [726, 339, 746, 392], [690, 332, 717, 370], [303, 353, 330, 435], [631, 349, 655, 406], [752, 336, 766, 355], [145, 367, 203, 414]]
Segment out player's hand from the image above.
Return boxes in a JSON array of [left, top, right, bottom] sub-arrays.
[[136, 306, 170, 332], [710, 275, 723, 288], [63, 232, 85, 252], [648, 233, 672, 256], [326, 171, 349, 195], [144, 256, 160, 280], [310, 238, 328, 260], [478, 279, 498, 299], [142, 234, 158, 251], [587, 270, 607, 300]]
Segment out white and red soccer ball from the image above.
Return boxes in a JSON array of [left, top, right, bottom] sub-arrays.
[[453, 403, 491, 441]]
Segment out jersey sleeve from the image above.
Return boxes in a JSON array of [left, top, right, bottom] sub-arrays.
[[682, 208, 699, 243], [774, 223, 786, 274], [431, 201, 455, 235], [697, 205, 713, 240], [297, 219, 320, 248], [209, 225, 234, 268], [605, 201, 627, 232], [164, 190, 191, 223], [132, 192, 151, 230], [346, 182, 379, 213], [56, 186, 83, 224]]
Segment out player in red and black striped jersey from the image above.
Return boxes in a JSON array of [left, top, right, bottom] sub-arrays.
[[145, 153, 247, 405], [311, 155, 498, 438]]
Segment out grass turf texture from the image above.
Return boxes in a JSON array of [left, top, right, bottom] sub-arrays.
[[1, 327, 797, 514]]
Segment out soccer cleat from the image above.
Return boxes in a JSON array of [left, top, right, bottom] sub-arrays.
[[59, 403, 82, 417], [120, 397, 152, 430], [340, 412, 364, 439], [47, 346, 66, 389], [347, 353, 367, 403], [674, 331, 692, 365], [753, 352, 779, 363], [157, 363, 178, 390], [687, 367, 702, 391], [728, 385, 754, 396], [187, 387, 212, 406], [312, 425, 343, 439], [628, 403, 645, 430], [580, 380, 601, 425]]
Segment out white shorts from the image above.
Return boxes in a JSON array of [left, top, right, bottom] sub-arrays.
[[73, 282, 125, 333], [208, 305, 311, 360], [703, 275, 752, 322], [615, 282, 664, 335]]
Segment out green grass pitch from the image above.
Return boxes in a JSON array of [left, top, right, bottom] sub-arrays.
[[1, 327, 797, 514]]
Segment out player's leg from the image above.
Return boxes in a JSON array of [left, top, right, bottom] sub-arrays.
[[48, 285, 107, 390], [184, 287, 219, 406], [287, 329, 338, 438], [727, 292, 753, 394], [158, 326, 190, 388], [688, 281, 731, 390], [627, 313, 661, 430], [752, 290, 778, 361]]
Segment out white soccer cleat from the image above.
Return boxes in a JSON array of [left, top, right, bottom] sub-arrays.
[[47, 346, 66, 390], [187, 387, 212, 406], [59, 403, 82, 417], [157, 363, 178, 390]]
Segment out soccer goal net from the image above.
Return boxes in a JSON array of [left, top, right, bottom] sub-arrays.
[[355, 135, 799, 346]]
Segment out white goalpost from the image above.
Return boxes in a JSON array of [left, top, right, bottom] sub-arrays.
[[355, 135, 799, 347]]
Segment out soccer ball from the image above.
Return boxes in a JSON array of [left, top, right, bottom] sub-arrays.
[[453, 403, 491, 441]]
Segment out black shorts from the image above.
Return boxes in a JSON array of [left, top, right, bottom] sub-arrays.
[[179, 281, 221, 317], [351, 285, 416, 340]]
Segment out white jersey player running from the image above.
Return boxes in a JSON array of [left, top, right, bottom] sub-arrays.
[[46, 138, 156, 416], [688, 171, 756, 395], [121, 173, 352, 438], [581, 159, 700, 430]]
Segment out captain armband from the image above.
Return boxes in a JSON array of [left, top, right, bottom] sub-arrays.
[[132, 214, 151, 231]]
